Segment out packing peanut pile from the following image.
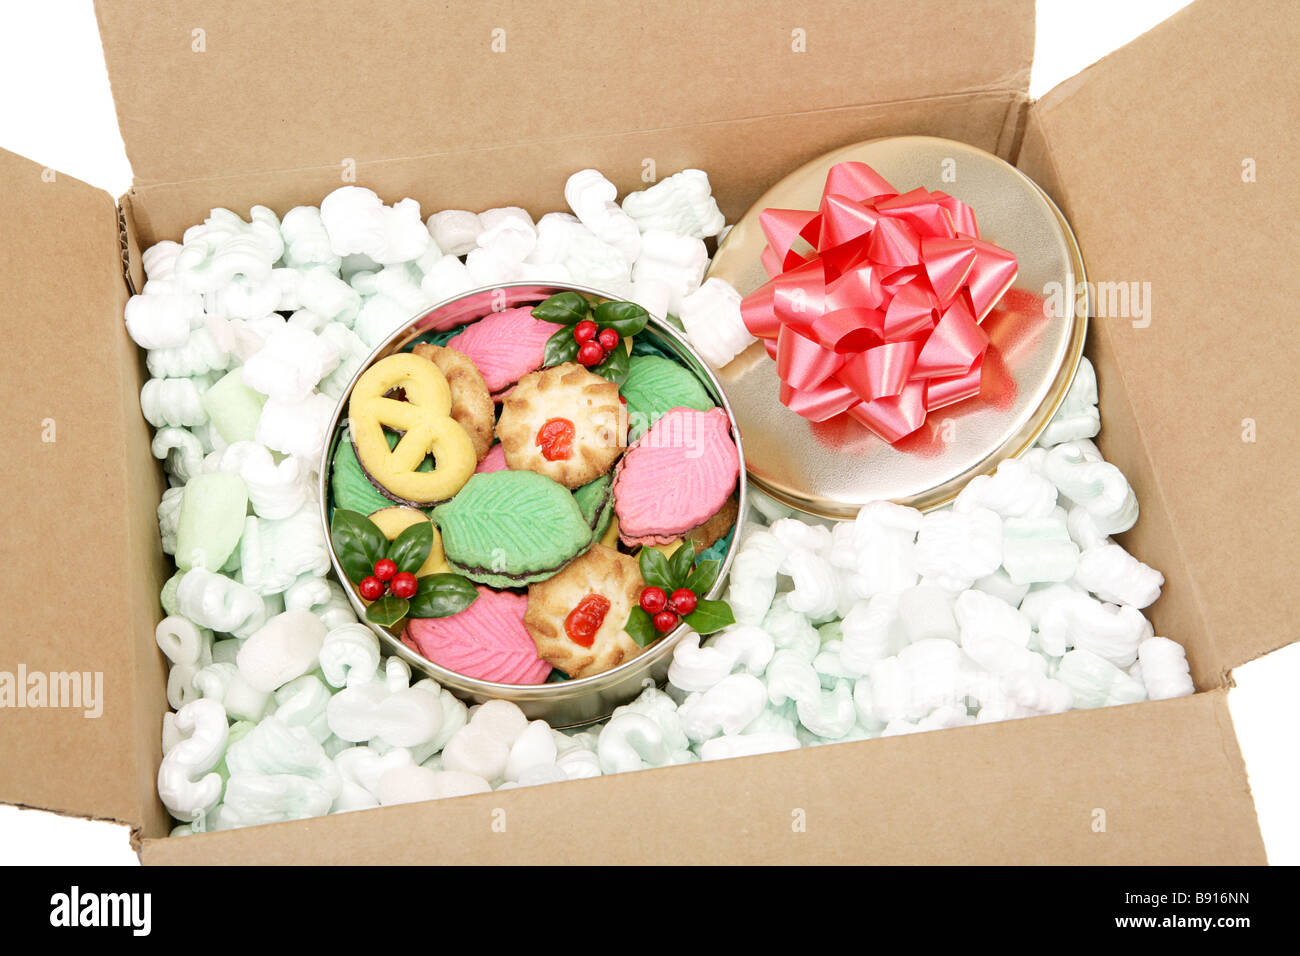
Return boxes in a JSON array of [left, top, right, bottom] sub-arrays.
[[127, 168, 1194, 834]]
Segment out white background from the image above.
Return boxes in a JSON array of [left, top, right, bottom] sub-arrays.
[[1, 0, 1295, 865]]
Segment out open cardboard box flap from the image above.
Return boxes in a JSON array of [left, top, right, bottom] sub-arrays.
[[0, 148, 168, 830], [1017, 0, 1300, 676], [94, 0, 1035, 190], [0, 0, 1288, 860]]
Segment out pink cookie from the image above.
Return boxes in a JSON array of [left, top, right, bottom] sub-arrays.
[[445, 308, 564, 393], [474, 443, 509, 474], [403, 587, 551, 685], [613, 407, 739, 543]]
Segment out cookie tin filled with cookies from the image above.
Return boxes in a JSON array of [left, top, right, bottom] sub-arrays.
[[319, 283, 746, 726]]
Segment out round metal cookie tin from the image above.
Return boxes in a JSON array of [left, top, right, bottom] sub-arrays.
[[707, 135, 1088, 518], [318, 282, 746, 728]]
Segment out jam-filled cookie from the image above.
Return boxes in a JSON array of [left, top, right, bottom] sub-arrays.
[[524, 544, 645, 679], [496, 363, 627, 489], [411, 343, 495, 462]]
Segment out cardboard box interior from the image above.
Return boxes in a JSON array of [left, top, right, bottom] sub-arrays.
[[0, 0, 1291, 862]]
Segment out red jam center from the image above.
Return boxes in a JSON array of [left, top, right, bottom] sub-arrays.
[[536, 417, 575, 461], [564, 593, 611, 647]]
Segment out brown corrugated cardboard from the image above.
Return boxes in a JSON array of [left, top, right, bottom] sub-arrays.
[[122, 93, 1026, 249], [1020, 0, 1300, 675], [0, 0, 1290, 862], [0, 148, 167, 831], [137, 690, 1261, 865], [95, 0, 1034, 188]]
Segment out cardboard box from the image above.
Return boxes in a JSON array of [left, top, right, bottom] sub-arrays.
[[1, 0, 1291, 863]]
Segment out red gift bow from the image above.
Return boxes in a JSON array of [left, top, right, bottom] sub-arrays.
[[739, 161, 1018, 443]]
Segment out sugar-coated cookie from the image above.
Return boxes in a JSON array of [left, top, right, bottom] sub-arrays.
[[572, 472, 615, 542], [444, 308, 565, 393], [332, 437, 408, 515], [621, 354, 715, 438], [614, 406, 739, 545], [524, 544, 645, 679], [404, 588, 551, 685], [348, 352, 476, 506], [496, 363, 627, 489], [433, 470, 593, 588], [410, 344, 495, 462]]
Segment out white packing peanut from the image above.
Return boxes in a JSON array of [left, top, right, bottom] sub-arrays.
[[565, 168, 642, 263], [156, 698, 229, 821], [621, 168, 726, 239], [1039, 356, 1101, 447], [1001, 515, 1080, 585], [1044, 441, 1139, 535], [1074, 543, 1165, 609], [236, 609, 327, 693], [1136, 637, 1195, 700], [428, 209, 483, 257], [630, 230, 709, 315], [914, 507, 1003, 592], [124, 292, 204, 350], [679, 277, 756, 368], [954, 458, 1058, 519], [141, 378, 208, 428], [677, 674, 768, 743]]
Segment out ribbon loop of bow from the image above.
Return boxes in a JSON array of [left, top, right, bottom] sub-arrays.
[[739, 161, 1018, 443]]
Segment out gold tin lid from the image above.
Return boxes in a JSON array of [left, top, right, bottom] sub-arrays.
[[707, 136, 1087, 518]]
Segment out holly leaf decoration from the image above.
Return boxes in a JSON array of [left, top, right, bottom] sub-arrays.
[[685, 558, 721, 596], [331, 509, 389, 584], [624, 606, 659, 647], [543, 325, 581, 367], [638, 546, 674, 591], [366, 594, 410, 628], [684, 598, 734, 635], [667, 542, 697, 589], [594, 300, 650, 337], [407, 573, 479, 619], [532, 292, 590, 326], [593, 339, 630, 385], [386, 520, 433, 575]]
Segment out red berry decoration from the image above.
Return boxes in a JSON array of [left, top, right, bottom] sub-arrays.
[[577, 340, 605, 367], [639, 586, 667, 615], [669, 587, 698, 616], [373, 558, 397, 582], [652, 610, 679, 633], [390, 572, 418, 599], [573, 320, 598, 344], [359, 576, 384, 601], [597, 328, 620, 352]]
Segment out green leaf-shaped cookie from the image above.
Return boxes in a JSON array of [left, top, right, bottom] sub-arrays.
[[572, 473, 614, 539], [433, 471, 593, 587], [621, 355, 715, 438], [331, 436, 431, 515]]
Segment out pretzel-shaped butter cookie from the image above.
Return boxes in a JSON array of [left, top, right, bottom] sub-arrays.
[[348, 353, 476, 506]]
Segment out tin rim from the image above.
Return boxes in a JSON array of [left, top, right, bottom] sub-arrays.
[[317, 282, 747, 726], [708, 135, 1089, 517]]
